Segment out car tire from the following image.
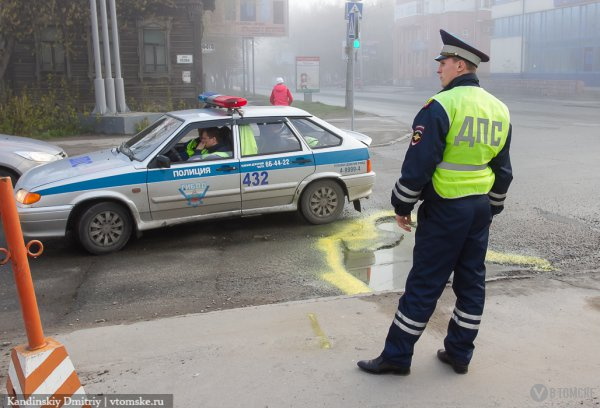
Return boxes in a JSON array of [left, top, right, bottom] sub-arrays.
[[300, 180, 345, 225], [77, 202, 132, 255], [0, 167, 19, 187]]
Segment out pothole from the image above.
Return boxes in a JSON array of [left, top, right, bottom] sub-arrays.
[[343, 219, 413, 292]]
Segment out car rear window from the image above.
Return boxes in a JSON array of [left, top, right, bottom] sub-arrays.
[[289, 118, 342, 149]]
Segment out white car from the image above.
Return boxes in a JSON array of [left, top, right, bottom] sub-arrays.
[[0, 134, 67, 185], [14, 94, 376, 255]]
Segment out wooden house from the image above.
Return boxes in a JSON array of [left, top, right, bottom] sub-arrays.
[[2, 0, 216, 111]]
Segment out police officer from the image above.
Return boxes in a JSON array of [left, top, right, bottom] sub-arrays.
[[357, 29, 513, 375], [186, 127, 232, 160]]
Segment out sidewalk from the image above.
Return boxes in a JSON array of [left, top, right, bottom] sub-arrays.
[[53, 272, 600, 407]]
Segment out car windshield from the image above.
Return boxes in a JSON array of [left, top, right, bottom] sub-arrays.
[[122, 116, 183, 161]]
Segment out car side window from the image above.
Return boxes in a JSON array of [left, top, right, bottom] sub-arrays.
[[254, 122, 302, 155], [167, 124, 234, 163], [289, 118, 342, 149]]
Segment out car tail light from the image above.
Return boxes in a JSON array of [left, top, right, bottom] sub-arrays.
[[16, 189, 41, 205], [366, 159, 372, 173]]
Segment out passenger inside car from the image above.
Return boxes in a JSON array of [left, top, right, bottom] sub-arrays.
[[257, 123, 301, 154], [239, 125, 258, 156]]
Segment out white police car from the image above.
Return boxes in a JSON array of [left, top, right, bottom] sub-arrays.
[[14, 94, 375, 254]]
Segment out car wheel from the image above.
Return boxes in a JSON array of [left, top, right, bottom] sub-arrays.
[[0, 167, 19, 187], [300, 180, 345, 225], [77, 202, 132, 255]]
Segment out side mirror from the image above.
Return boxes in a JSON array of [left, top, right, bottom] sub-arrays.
[[156, 154, 171, 168]]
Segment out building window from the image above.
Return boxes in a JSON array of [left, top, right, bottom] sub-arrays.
[[240, 0, 256, 22], [143, 29, 167, 73], [39, 27, 66, 73], [138, 19, 171, 78], [492, 15, 521, 38]]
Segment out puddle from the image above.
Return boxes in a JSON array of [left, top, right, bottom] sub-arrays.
[[344, 221, 414, 292], [317, 211, 553, 296], [340, 220, 549, 291]]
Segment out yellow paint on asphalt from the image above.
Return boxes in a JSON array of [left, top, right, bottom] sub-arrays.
[[316, 210, 554, 295], [307, 313, 331, 349], [317, 210, 396, 295], [318, 238, 372, 294], [486, 250, 554, 271]]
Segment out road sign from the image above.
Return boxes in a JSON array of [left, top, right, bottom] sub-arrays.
[[345, 2, 363, 20], [347, 12, 356, 39]]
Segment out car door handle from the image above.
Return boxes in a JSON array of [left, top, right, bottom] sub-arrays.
[[292, 158, 312, 164], [217, 165, 237, 172]]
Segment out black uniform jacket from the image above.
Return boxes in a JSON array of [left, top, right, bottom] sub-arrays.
[[391, 73, 513, 216]]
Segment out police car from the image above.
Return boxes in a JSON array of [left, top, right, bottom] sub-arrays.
[[14, 93, 376, 255]]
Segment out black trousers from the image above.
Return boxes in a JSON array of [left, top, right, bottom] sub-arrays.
[[382, 195, 492, 366]]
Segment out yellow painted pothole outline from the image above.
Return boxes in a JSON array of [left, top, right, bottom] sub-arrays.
[[486, 250, 554, 271], [317, 211, 395, 295], [317, 211, 554, 295]]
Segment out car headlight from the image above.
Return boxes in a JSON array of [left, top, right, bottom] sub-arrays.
[[15, 189, 41, 204], [15, 151, 61, 162]]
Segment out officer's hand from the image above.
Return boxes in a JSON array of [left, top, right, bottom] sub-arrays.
[[396, 214, 412, 232], [491, 205, 504, 216]]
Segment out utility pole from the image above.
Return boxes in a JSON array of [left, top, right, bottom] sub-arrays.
[[345, 1, 362, 131], [187, 2, 205, 101]]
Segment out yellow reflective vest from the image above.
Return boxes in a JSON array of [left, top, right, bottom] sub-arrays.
[[431, 86, 510, 198], [186, 138, 230, 159]]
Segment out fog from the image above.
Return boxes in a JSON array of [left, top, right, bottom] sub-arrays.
[[203, 0, 599, 98], [255, 0, 394, 89]]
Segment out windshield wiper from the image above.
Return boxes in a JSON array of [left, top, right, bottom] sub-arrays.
[[118, 141, 135, 161]]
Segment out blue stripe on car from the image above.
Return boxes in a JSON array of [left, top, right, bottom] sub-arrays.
[[36, 149, 369, 196], [38, 172, 147, 196], [314, 148, 369, 165]]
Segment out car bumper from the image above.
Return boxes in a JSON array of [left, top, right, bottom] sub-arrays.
[[342, 171, 376, 201], [17, 205, 73, 238]]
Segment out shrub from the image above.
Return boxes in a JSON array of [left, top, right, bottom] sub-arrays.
[[0, 79, 84, 138]]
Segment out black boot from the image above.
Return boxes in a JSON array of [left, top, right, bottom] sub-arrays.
[[437, 349, 469, 374], [357, 356, 410, 375]]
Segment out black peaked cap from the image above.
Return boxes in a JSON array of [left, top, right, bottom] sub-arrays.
[[435, 29, 490, 66]]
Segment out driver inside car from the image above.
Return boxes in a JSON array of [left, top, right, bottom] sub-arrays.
[[185, 127, 232, 161]]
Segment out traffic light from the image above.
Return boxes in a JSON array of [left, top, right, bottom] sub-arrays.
[[353, 38, 360, 49]]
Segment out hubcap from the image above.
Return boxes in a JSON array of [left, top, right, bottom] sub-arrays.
[[309, 187, 338, 217], [89, 211, 124, 247]]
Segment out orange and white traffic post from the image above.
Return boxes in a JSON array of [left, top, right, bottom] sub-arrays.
[[1, 177, 89, 407]]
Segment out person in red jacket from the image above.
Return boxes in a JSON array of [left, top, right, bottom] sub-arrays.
[[270, 77, 293, 106]]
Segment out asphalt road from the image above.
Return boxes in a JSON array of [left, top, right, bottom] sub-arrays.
[[315, 86, 600, 273], [1, 88, 599, 350]]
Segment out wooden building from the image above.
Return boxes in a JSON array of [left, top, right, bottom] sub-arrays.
[[2, 0, 216, 111]]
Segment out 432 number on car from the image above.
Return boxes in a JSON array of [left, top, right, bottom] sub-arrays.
[[243, 171, 269, 186]]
